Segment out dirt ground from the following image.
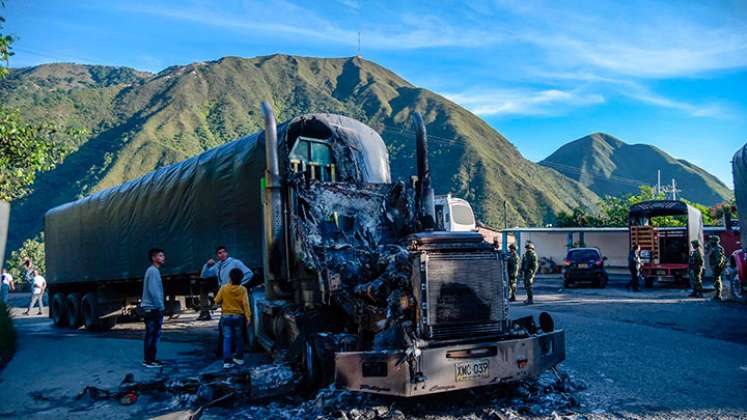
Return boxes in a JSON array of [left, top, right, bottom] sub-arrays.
[[1, 274, 746, 419]]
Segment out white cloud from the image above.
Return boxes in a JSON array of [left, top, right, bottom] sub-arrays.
[[112, 2, 505, 50], [445, 88, 605, 117], [619, 85, 732, 118]]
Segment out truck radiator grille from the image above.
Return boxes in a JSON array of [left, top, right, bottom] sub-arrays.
[[424, 252, 506, 339]]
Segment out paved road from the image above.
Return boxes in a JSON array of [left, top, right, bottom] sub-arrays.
[[2, 277, 746, 418], [513, 274, 747, 418]]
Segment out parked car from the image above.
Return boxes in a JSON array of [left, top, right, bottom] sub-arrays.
[[562, 248, 608, 288]]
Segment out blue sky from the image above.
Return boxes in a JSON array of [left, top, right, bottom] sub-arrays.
[[3, 0, 746, 185]]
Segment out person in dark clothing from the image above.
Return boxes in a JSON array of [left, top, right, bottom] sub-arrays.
[[627, 244, 641, 292], [142, 248, 166, 368]]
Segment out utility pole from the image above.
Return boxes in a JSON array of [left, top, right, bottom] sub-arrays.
[[503, 200, 507, 229], [660, 178, 681, 200], [657, 169, 661, 196]]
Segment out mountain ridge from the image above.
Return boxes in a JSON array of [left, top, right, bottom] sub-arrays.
[[540, 132, 731, 205], [2, 55, 601, 252]]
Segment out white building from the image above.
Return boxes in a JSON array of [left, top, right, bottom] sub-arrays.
[[501, 227, 629, 269]]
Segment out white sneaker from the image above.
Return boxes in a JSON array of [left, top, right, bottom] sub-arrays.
[[232, 358, 245, 366], [223, 362, 234, 369]]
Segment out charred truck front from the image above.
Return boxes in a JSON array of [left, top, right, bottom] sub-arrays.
[[44, 102, 564, 396], [252, 104, 564, 395]]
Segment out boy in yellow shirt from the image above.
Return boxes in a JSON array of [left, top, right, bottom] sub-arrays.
[[214, 268, 252, 368]]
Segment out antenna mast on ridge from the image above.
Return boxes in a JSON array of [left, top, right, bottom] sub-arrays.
[[356, 0, 362, 58]]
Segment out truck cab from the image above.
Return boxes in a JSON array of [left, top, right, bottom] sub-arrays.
[[434, 194, 476, 232]]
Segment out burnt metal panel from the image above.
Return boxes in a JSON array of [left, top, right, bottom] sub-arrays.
[[423, 251, 506, 339]]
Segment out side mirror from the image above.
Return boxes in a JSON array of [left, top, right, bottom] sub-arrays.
[[603, 256, 608, 261]]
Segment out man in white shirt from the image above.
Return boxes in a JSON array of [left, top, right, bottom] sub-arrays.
[[200, 245, 254, 349], [24, 270, 46, 315], [1, 269, 14, 305], [201, 245, 253, 287], [198, 245, 253, 320]]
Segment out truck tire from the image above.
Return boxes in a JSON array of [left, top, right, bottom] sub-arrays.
[[51, 293, 68, 327], [302, 334, 336, 392], [81, 292, 115, 331], [66, 293, 83, 328]]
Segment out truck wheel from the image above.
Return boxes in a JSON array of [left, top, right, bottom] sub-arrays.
[[302, 334, 336, 392], [81, 292, 115, 331], [51, 293, 68, 327], [731, 272, 746, 303], [66, 293, 83, 328]]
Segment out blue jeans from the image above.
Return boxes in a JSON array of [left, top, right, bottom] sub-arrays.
[[143, 309, 163, 363], [221, 315, 244, 363], [1, 284, 9, 305]]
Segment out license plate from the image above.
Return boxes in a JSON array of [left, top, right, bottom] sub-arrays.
[[455, 359, 490, 382], [577, 263, 588, 268], [657, 269, 666, 275]]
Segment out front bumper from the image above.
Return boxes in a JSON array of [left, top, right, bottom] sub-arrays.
[[335, 330, 565, 396]]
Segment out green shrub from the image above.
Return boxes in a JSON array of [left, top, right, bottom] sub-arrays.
[[0, 302, 16, 369]]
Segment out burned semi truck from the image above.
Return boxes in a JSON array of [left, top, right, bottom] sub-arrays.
[[45, 102, 564, 395]]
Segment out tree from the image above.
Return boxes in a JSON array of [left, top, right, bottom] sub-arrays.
[[556, 185, 721, 227], [0, 11, 12, 79], [0, 5, 76, 201]]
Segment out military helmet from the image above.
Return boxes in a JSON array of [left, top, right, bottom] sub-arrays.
[[508, 243, 517, 250], [691, 239, 701, 248], [525, 242, 535, 250], [709, 235, 720, 243]]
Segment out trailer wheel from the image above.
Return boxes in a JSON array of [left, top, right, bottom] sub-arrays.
[[51, 293, 68, 327], [81, 292, 115, 331], [66, 293, 83, 328]]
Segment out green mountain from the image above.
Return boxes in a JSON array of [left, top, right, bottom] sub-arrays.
[[2, 55, 599, 252], [540, 132, 731, 205]]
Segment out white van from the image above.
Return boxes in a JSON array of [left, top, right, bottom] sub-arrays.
[[434, 194, 476, 232]]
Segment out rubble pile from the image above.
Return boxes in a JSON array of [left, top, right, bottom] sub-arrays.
[[212, 367, 585, 419], [72, 363, 299, 416], [69, 361, 585, 419]]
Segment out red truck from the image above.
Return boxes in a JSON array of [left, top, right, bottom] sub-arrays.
[[629, 200, 704, 288]]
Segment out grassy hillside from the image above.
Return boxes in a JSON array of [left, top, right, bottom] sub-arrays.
[[2, 55, 599, 253], [540, 132, 731, 205]]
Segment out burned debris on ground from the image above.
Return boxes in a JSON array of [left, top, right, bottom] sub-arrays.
[[67, 362, 584, 419]]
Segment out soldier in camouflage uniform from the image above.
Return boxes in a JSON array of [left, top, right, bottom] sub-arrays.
[[708, 236, 726, 300], [506, 244, 520, 302], [520, 242, 539, 304], [688, 240, 704, 298]]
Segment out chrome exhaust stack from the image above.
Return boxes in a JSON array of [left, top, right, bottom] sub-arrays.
[[260, 101, 289, 299]]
